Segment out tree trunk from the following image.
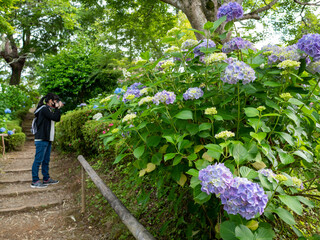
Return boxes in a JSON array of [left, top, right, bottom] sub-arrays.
[[10, 59, 25, 85]]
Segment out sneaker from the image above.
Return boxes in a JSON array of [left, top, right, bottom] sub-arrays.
[[31, 181, 48, 188], [43, 178, 59, 185]]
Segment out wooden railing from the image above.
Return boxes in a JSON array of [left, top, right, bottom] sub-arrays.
[[0, 133, 8, 159], [77, 155, 155, 240]]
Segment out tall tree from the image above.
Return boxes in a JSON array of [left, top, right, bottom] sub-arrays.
[[159, 0, 320, 40], [0, 0, 77, 85]]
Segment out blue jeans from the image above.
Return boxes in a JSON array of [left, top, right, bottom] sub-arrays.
[[32, 141, 52, 182]]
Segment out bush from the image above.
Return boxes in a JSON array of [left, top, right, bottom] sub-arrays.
[[5, 132, 26, 151], [55, 108, 99, 152]]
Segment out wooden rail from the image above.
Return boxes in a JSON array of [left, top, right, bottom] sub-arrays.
[[0, 133, 8, 159], [77, 155, 155, 240]]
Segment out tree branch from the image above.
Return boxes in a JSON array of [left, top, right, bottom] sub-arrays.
[[159, 0, 184, 10], [238, 0, 279, 21], [293, 0, 320, 6]]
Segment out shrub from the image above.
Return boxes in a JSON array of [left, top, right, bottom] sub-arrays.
[[5, 132, 26, 151]]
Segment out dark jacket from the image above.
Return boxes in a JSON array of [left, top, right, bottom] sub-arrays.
[[34, 105, 61, 141]]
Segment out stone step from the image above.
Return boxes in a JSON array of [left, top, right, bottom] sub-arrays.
[[3, 164, 58, 173], [0, 182, 63, 197], [0, 189, 69, 214], [0, 171, 33, 183]]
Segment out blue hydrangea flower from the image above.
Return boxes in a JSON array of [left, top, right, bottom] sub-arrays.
[[93, 105, 98, 109], [4, 108, 11, 114], [152, 90, 176, 105], [183, 87, 204, 100], [221, 60, 256, 84], [222, 37, 255, 53], [193, 39, 216, 57], [217, 2, 243, 22], [0, 127, 5, 133], [114, 88, 123, 94], [7, 130, 14, 136], [198, 163, 234, 196], [220, 177, 268, 220], [297, 34, 320, 60]]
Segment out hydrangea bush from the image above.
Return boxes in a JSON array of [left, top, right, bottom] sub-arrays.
[[94, 10, 320, 240]]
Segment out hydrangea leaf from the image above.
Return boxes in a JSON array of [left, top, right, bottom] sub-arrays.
[[164, 153, 177, 161], [139, 169, 146, 177], [263, 81, 281, 87], [232, 143, 248, 165], [288, 98, 304, 106], [250, 132, 267, 144], [246, 220, 259, 231], [277, 150, 295, 165], [194, 145, 204, 153], [113, 153, 130, 164], [244, 107, 260, 117], [173, 155, 183, 165], [146, 135, 162, 147], [240, 166, 258, 179], [212, 15, 227, 32], [133, 146, 145, 159], [293, 150, 313, 163], [187, 153, 197, 161], [272, 207, 296, 225], [186, 123, 199, 135], [278, 195, 303, 215], [220, 221, 237, 240], [190, 176, 200, 188], [199, 123, 211, 131], [151, 153, 162, 165], [177, 173, 187, 187], [202, 152, 213, 162], [146, 163, 156, 173], [254, 226, 276, 240], [235, 225, 255, 240], [174, 110, 193, 120]]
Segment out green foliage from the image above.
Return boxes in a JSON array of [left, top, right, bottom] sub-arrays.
[[36, 41, 121, 111], [55, 108, 99, 152], [0, 83, 34, 114], [5, 132, 26, 151], [92, 19, 320, 239]]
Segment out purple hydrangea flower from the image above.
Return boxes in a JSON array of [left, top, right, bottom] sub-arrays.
[[0, 127, 5, 133], [262, 44, 304, 65], [193, 39, 216, 57], [152, 90, 176, 105], [4, 108, 11, 114], [198, 163, 234, 196], [221, 60, 256, 84], [297, 34, 320, 59], [7, 130, 14, 136], [122, 82, 145, 102], [79, 103, 87, 107], [222, 37, 255, 53], [220, 177, 268, 220], [183, 87, 204, 100], [307, 60, 320, 74], [258, 168, 276, 178], [217, 2, 243, 22]]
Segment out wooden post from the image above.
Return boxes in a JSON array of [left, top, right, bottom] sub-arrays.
[[81, 166, 86, 213], [0, 134, 8, 159]]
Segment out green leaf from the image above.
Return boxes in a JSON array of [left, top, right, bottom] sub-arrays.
[[147, 135, 162, 147], [255, 227, 276, 240], [190, 176, 200, 188], [284, 109, 300, 127], [240, 166, 258, 179], [263, 81, 281, 87], [259, 174, 273, 190], [174, 110, 193, 120], [151, 152, 162, 165], [187, 153, 198, 161], [232, 143, 248, 165], [194, 191, 211, 204], [297, 196, 315, 208], [265, 99, 280, 111], [133, 146, 145, 159], [277, 132, 294, 146], [203, 21, 214, 30], [173, 155, 183, 166], [164, 153, 177, 161], [205, 144, 222, 152], [162, 135, 175, 144], [113, 153, 130, 164], [293, 150, 313, 163], [261, 113, 281, 117], [186, 123, 199, 135], [188, 28, 206, 36], [277, 150, 295, 165], [199, 123, 211, 131], [250, 132, 267, 144], [273, 208, 296, 225], [244, 107, 260, 117], [278, 195, 303, 215], [220, 221, 237, 240], [288, 98, 304, 106], [235, 225, 255, 240], [186, 168, 199, 177], [212, 15, 227, 32]]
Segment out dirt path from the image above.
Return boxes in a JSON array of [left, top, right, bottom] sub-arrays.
[[0, 111, 103, 240]]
